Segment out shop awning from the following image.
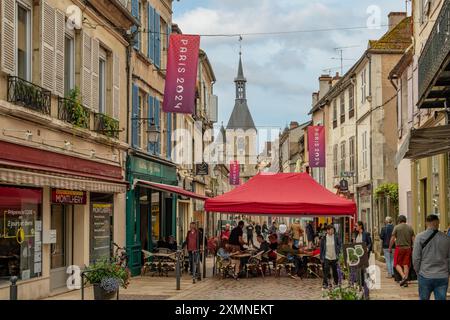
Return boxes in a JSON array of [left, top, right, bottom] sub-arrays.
[[205, 173, 356, 217], [134, 179, 208, 201], [395, 124, 450, 167], [0, 167, 127, 193]]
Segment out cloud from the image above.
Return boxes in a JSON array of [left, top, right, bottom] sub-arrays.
[[173, 0, 405, 127]]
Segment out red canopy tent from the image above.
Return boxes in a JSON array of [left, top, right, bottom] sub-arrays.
[[205, 173, 356, 217]]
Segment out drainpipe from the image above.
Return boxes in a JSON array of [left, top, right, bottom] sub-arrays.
[[367, 52, 375, 239]]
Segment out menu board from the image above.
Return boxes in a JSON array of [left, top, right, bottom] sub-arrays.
[[90, 203, 113, 263]]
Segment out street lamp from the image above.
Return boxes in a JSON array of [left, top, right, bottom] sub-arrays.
[[146, 118, 160, 143]]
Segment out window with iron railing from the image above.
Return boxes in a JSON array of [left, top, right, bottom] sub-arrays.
[[7, 76, 51, 115]]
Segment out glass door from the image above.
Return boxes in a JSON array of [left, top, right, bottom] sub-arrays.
[[50, 205, 73, 291]]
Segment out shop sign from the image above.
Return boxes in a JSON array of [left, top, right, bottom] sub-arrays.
[[343, 243, 369, 269], [2, 209, 35, 242], [51, 189, 86, 204], [195, 162, 209, 176], [339, 179, 349, 192]]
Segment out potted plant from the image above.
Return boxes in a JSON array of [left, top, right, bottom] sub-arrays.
[[84, 260, 130, 300]]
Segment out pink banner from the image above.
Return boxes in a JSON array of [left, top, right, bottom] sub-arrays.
[[163, 34, 200, 114], [308, 126, 325, 168], [229, 160, 240, 185]]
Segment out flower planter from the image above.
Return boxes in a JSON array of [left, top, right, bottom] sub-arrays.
[[93, 283, 117, 300]]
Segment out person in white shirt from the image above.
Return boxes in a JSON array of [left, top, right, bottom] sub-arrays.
[[320, 225, 342, 289]]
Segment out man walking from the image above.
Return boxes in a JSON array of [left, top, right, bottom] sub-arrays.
[[290, 219, 304, 249], [185, 222, 200, 276], [380, 216, 395, 278], [262, 221, 269, 239], [389, 215, 415, 287], [320, 225, 342, 289], [413, 214, 450, 300]]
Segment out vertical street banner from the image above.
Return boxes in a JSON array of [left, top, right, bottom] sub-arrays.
[[308, 126, 325, 167], [229, 160, 240, 185], [163, 34, 201, 114]]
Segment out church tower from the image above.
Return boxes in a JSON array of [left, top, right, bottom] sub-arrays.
[[226, 51, 257, 183]]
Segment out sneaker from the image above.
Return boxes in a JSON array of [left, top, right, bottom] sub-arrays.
[[402, 282, 409, 288], [399, 276, 408, 286]]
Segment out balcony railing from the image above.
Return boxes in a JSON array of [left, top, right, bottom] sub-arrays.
[[58, 97, 91, 129], [94, 112, 120, 139], [418, 0, 450, 103], [7, 76, 51, 115]]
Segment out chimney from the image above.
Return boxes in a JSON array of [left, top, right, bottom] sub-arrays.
[[312, 92, 319, 106], [332, 72, 341, 86], [388, 12, 406, 32], [318, 75, 332, 100], [289, 121, 299, 130]]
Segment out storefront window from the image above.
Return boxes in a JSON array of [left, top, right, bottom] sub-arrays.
[[431, 156, 440, 215], [90, 193, 114, 263], [151, 191, 160, 246], [0, 186, 42, 281]]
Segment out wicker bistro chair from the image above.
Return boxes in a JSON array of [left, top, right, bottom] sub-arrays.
[[245, 251, 265, 278], [216, 255, 237, 279], [141, 250, 158, 276], [274, 252, 296, 278], [306, 254, 323, 278]]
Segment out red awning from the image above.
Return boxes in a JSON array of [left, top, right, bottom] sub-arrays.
[[205, 173, 356, 216], [135, 179, 208, 201]]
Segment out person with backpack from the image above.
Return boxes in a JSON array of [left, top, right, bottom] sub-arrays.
[[380, 216, 395, 278], [412, 214, 450, 300]]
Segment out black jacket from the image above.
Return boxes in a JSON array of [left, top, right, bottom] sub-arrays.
[[380, 224, 394, 249]]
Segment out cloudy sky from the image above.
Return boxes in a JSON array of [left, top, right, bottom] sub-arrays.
[[173, 0, 408, 130]]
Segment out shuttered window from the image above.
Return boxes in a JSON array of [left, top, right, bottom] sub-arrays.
[[132, 84, 140, 148], [166, 112, 172, 160], [147, 5, 161, 68], [64, 35, 75, 96], [131, 0, 140, 51], [112, 53, 120, 120], [41, 1, 55, 90], [147, 95, 155, 154], [91, 39, 100, 112], [1, 0, 16, 75], [155, 99, 161, 155], [81, 32, 92, 108], [54, 9, 65, 96]]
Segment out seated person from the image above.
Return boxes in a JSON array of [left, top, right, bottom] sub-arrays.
[[217, 240, 238, 279], [256, 234, 270, 262], [167, 235, 177, 251], [278, 235, 302, 276], [267, 233, 278, 263], [157, 237, 168, 249]]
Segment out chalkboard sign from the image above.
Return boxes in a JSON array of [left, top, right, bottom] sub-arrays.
[[343, 243, 369, 269], [90, 203, 113, 263]]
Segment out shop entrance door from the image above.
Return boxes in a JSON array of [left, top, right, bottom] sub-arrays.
[[50, 205, 73, 291]]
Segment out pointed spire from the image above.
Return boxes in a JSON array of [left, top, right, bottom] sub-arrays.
[[235, 36, 246, 82]]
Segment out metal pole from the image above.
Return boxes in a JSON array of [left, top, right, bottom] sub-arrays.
[[202, 210, 207, 279], [10, 276, 18, 300], [176, 250, 181, 290]]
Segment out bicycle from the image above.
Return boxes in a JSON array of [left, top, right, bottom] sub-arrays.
[[113, 242, 128, 268]]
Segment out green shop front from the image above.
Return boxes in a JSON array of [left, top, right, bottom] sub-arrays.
[[126, 153, 207, 275]]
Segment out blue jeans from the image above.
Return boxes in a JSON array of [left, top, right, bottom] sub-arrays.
[[418, 275, 449, 300], [383, 248, 394, 276], [293, 239, 300, 248]]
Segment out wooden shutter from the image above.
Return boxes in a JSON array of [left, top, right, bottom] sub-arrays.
[[155, 99, 160, 154], [1, 0, 16, 75], [154, 11, 160, 68], [54, 9, 65, 96], [112, 52, 120, 119], [81, 32, 92, 108], [91, 38, 99, 112], [166, 112, 172, 159], [148, 5, 154, 61], [131, 84, 139, 148], [147, 95, 155, 154], [131, 0, 139, 50], [41, 1, 55, 91]]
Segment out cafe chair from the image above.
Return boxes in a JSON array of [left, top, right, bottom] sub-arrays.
[[216, 255, 237, 280], [141, 250, 158, 277], [245, 251, 265, 278], [306, 255, 323, 279], [274, 253, 295, 278]]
